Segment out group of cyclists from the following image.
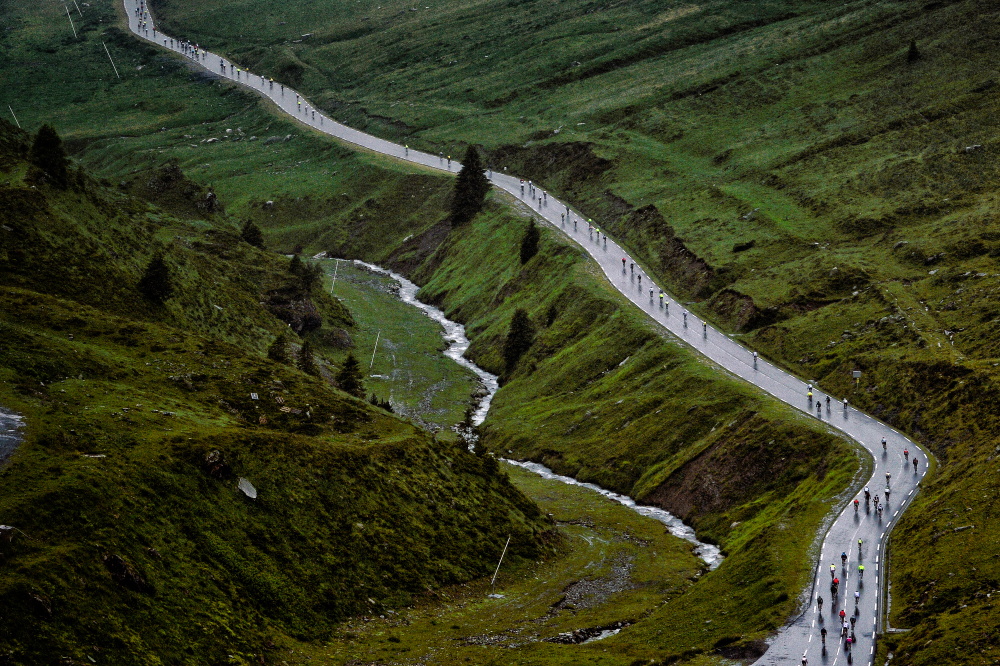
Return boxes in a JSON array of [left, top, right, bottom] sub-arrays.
[[808, 433, 924, 665], [815, 541, 867, 662]]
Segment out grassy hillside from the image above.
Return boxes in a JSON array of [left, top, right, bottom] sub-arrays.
[[0, 120, 551, 665], [137, 0, 1000, 658], [6, 0, 996, 658], [387, 200, 861, 661]]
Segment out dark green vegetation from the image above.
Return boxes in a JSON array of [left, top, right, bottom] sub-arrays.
[[289, 197, 859, 663], [0, 120, 550, 664], [143, 0, 1000, 659], [296, 463, 707, 665], [449, 145, 491, 227]]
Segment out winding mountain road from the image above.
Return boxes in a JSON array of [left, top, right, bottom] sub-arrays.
[[124, 5, 928, 664]]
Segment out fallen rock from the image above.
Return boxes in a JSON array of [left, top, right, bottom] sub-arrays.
[[238, 477, 258, 499], [103, 554, 152, 593]]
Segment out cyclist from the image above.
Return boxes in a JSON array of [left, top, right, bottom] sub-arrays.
[[884, 487, 890, 501], [854, 590, 860, 606], [904, 448, 909, 459], [808, 389, 813, 402], [864, 487, 870, 503], [659, 291, 664, 307], [850, 615, 857, 628], [638, 274, 642, 287], [817, 595, 823, 610], [825, 395, 831, 408], [753, 351, 758, 365], [886, 471, 891, 485], [817, 402, 822, 416], [649, 288, 654, 299], [630, 262, 634, 274], [622, 258, 626, 270], [882, 437, 887, 451], [830, 564, 836, 579], [854, 498, 859, 512], [683, 311, 688, 326], [841, 551, 847, 566], [821, 627, 827, 644], [839, 609, 846, 623], [858, 539, 863, 556], [913, 456, 919, 472], [843, 621, 849, 637], [859, 564, 865, 579], [703, 321, 707, 334]]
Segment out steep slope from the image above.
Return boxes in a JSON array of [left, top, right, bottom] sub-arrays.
[[0, 121, 549, 665]]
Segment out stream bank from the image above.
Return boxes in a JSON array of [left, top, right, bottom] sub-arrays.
[[350, 260, 723, 569]]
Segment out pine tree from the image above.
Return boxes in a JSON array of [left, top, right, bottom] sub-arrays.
[[288, 254, 303, 275], [297, 339, 319, 376], [300, 262, 323, 295], [267, 332, 289, 363], [336, 353, 366, 398], [450, 145, 491, 227], [907, 39, 920, 64], [137, 254, 173, 304], [28, 124, 69, 189], [502, 308, 535, 372], [240, 220, 265, 248], [519, 220, 540, 264]]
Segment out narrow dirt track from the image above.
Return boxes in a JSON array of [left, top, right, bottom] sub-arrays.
[[124, 5, 929, 663]]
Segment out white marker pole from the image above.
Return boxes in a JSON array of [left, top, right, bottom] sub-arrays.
[[8, 106, 20, 129], [73, 0, 82, 15], [490, 535, 511, 594], [65, 5, 77, 38], [330, 258, 340, 292], [103, 43, 121, 79], [369, 330, 381, 373]]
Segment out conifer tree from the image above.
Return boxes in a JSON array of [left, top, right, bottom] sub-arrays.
[[267, 332, 289, 363], [137, 254, 173, 304], [450, 146, 491, 227], [240, 220, 265, 248], [907, 39, 920, 63], [336, 353, 366, 398], [520, 220, 540, 264], [503, 308, 535, 372], [297, 339, 319, 376], [29, 124, 69, 189]]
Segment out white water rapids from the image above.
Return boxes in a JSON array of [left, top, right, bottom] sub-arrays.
[[350, 260, 723, 569], [0, 406, 25, 467]]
